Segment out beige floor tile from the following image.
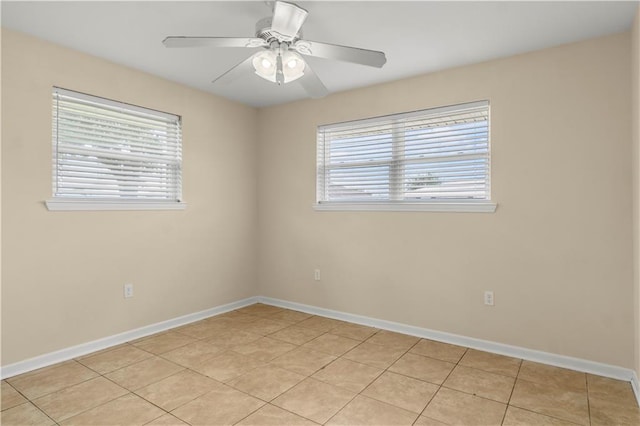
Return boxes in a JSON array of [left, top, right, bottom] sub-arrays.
[[502, 406, 579, 425], [227, 365, 305, 401], [266, 309, 313, 323], [7, 361, 98, 400], [388, 352, 455, 385], [236, 404, 318, 425], [192, 351, 265, 382], [175, 320, 227, 339], [272, 378, 356, 424], [330, 323, 378, 341], [60, 393, 164, 426], [160, 340, 226, 369], [1, 381, 27, 411], [32, 376, 127, 422], [342, 342, 407, 369], [236, 318, 293, 335], [589, 396, 640, 426], [327, 395, 417, 426], [77, 344, 153, 374], [410, 339, 468, 363], [268, 325, 326, 345], [232, 337, 297, 362], [135, 370, 218, 411], [443, 364, 515, 403], [459, 349, 522, 377], [171, 383, 264, 425], [312, 358, 383, 393], [131, 331, 196, 355], [587, 374, 638, 407], [74, 343, 129, 360], [10, 313, 637, 426], [270, 347, 336, 376], [413, 415, 449, 425], [213, 311, 261, 324], [423, 387, 507, 425], [236, 303, 284, 317], [518, 361, 586, 392], [105, 356, 184, 391], [144, 413, 189, 425], [297, 316, 344, 332], [362, 371, 438, 413], [510, 379, 589, 425], [204, 328, 263, 348], [366, 330, 420, 350], [0, 402, 54, 426], [301, 333, 360, 356]]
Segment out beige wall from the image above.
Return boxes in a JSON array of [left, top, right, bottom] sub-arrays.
[[633, 7, 640, 379], [1, 26, 636, 372], [1, 29, 259, 365], [258, 33, 634, 368]]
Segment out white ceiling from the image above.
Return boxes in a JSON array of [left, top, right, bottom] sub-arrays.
[[2, 1, 638, 107]]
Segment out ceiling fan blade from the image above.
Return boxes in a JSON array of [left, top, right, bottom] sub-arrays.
[[271, 1, 308, 41], [298, 64, 329, 98], [163, 36, 267, 49], [212, 54, 257, 85], [293, 40, 386, 68]]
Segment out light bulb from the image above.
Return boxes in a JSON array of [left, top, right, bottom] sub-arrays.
[[252, 51, 277, 81], [282, 51, 305, 82]]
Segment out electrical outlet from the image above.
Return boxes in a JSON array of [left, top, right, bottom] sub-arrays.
[[484, 291, 494, 306], [124, 283, 134, 298], [314, 269, 321, 281]]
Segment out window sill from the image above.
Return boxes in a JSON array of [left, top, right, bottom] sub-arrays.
[[313, 202, 497, 213], [45, 199, 187, 211]]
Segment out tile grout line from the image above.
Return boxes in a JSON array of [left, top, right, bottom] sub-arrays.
[[173, 311, 330, 425], [131, 308, 274, 425], [351, 331, 423, 424], [3, 399, 59, 426], [321, 329, 386, 426], [507, 364, 592, 425], [585, 373, 593, 426], [281, 323, 386, 425], [227, 306, 325, 425], [408, 339, 455, 425], [78, 341, 204, 425], [500, 357, 523, 425], [415, 344, 469, 424]]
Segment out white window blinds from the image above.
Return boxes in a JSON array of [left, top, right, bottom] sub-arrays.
[[51, 87, 182, 204], [317, 100, 490, 207]]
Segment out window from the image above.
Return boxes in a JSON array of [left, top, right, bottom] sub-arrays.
[[316, 100, 495, 212], [47, 87, 184, 211]]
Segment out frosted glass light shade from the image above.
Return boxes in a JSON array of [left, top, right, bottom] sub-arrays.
[[252, 50, 305, 83]]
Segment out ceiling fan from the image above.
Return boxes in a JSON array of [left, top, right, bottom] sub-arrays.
[[162, 1, 387, 98]]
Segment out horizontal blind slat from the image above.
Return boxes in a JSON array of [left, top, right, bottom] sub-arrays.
[[323, 120, 488, 145]]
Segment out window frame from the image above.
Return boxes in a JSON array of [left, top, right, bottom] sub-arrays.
[[315, 100, 496, 213], [46, 87, 186, 211]]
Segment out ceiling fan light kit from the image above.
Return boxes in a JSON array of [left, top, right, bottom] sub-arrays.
[[162, 1, 387, 98], [252, 48, 305, 84]]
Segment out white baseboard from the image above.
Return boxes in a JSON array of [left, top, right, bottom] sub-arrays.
[[632, 371, 640, 407], [0, 297, 258, 380], [258, 296, 638, 385]]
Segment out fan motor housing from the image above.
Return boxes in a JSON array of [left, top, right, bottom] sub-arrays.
[[255, 17, 301, 43]]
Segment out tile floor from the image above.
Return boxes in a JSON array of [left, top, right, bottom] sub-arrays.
[[1, 303, 639, 425]]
